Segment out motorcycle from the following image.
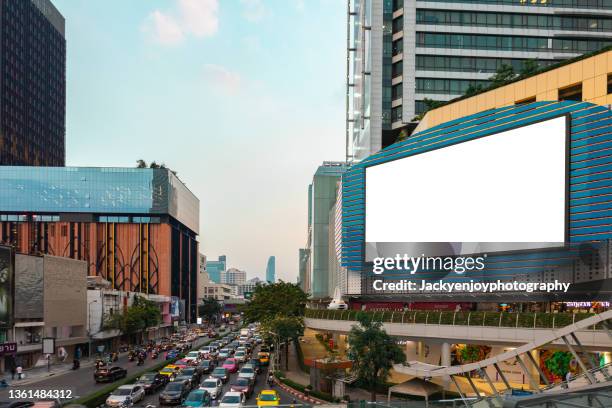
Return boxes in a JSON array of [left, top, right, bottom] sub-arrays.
[[151, 350, 159, 359], [267, 374, 274, 387], [128, 351, 136, 362], [137, 356, 145, 366], [111, 352, 119, 362]]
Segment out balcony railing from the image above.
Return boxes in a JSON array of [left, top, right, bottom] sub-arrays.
[[305, 309, 604, 330]]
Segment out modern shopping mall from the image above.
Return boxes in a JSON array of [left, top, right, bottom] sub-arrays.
[[303, 48, 612, 401]]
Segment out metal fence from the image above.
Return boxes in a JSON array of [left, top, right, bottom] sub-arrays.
[[305, 309, 603, 330]]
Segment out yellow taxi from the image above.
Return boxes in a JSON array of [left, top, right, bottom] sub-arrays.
[[159, 365, 178, 378], [256, 390, 280, 406], [258, 352, 270, 366]]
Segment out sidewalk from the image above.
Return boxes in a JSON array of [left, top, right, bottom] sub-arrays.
[[6, 358, 99, 386]]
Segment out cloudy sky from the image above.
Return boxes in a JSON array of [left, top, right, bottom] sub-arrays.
[[54, 0, 346, 282]]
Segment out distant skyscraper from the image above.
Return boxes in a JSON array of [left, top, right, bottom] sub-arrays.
[[266, 256, 275, 283], [0, 0, 66, 166], [222, 268, 246, 286], [306, 162, 348, 299], [206, 256, 226, 284]]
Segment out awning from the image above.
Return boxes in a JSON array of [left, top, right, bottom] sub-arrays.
[[387, 378, 443, 407]]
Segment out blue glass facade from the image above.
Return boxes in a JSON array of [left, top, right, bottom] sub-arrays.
[[341, 101, 612, 300], [0, 166, 199, 233], [206, 257, 226, 284], [266, 256, 275, 283]]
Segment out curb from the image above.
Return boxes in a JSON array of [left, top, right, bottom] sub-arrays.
[[274, 378, 326, 405]]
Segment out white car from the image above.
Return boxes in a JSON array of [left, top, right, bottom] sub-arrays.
[[234, 351, 247, 363], [185, 350, 200, 361], [199, 377, 223, 399], [327, 299, 348, 310], [105, 384, 145, 407], [219, 391, 245, 408], [237, 366, 256, 382]]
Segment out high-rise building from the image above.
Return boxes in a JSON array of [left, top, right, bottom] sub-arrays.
[[346, 0, 612, 161], [238, 277, 264, 297], [305, 162, 348, 299], [0, 0, 66, 166], [222, 267, 246, 286], [0, 166, 200, 322], [266, 256, 276, 283], [205, 256, 226, 284]]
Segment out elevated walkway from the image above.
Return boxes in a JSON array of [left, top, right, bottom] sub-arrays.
[[305, 310, 612, 349]]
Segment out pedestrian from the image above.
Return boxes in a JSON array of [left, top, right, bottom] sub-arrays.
[[16, 365, 22, 380], [9, 366, 15, 380]]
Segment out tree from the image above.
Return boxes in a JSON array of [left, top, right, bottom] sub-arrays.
[[136, 159, 147, 168], [489, 63, 516, 86], [545, 351, 573, 377], [464, 83, 485, 97], [198, 298, 222, 322], [520, 59, 540, 77], [104, 295, 161, 342], [241, 281, 308, 324], [347, 312, 406, 401], [262, 316, 304, 370]]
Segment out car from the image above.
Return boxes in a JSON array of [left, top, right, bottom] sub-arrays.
[[167, 349, 181, 359], [258, 352, 270, 366], [247, 358, 262, 374], [136, 372, 169, 394], [256, 390, 280, 406], [175, 359, 190, 369], [197, 359, 215, 375], [233, 351, 247, 363], [159, 366, 179, 379], [237, 366, 256, 383], [222, 358, 239, 373], [218, 349, 231, 359], [219, 392, 245, 408], [199, 378, 223, 399], [159, 380, 190, 405], [94, 366, 127, 383], [105, 384, 145, 407], [230, 377, 255, 398], [211, 367, 229, 383], [181, 367, 201, 384], [174, 375, 195, 390], [183, 389, 212, 408], [199, 346, 213, 356], [185, 351, 201, 363]]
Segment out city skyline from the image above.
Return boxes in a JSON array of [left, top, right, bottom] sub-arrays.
[[53, 0, 346, 282]]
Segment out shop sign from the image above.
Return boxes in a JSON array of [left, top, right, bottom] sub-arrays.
[[0, 342, 16, 355]]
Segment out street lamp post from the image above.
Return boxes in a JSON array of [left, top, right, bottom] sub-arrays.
[[87, 300, 98, 360]]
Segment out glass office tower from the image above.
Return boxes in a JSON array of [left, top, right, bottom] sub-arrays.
[[0, 0, 66, 166], [347, 0, 612, 161]]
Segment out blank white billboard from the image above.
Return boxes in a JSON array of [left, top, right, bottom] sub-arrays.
[[365, 116, 567, 257]]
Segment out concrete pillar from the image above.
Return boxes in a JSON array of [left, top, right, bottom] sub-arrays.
[[441, 342, 451, 389]]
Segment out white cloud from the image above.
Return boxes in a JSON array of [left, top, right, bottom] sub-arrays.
[[144, 0, 219, 46], [294, 0, 305, 12], [147, 11, 184, 45], [179, 0, 219, 37], [203, 64, 242, 95], [240, 0, 267, 22]]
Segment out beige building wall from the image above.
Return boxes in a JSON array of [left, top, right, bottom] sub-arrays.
[[418, 50, 612, 132], [43, 255, 87, 347]]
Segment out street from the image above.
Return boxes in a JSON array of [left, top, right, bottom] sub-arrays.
[[136, 339, 299, 408], [0, 328, 301, 407], [0, 330, 221, 402]]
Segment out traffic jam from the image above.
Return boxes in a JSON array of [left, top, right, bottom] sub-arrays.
[[99, 325, 289, 408]]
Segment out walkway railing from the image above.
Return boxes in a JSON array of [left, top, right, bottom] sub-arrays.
[[304, 309, 603, 330]]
